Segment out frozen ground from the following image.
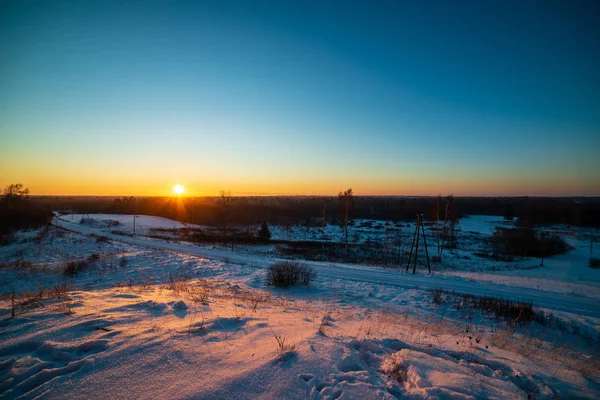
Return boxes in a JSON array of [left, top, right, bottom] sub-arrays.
[[1, 214, 599, 399]]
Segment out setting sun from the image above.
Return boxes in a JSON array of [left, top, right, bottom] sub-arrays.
[[173, 184, 184, 195]]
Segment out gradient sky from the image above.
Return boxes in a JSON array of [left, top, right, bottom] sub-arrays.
[[1, 0, 599, 196]]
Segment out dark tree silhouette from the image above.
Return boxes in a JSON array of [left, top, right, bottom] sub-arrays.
[[338, 188, 354, 252], [219, 190, 231, 246], [1, 184, 52, 235], [258, 221, 272, 243], [2, 183, 29, 208], [504, 204, 514, 221]]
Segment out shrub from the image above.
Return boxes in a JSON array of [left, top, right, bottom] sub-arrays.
[[94, 234, 109, 243], [265, 262, 316, 288], [431, 289, 535, 323], [0, 233, 15, 246], [14, 260, 33, 271], [459, 294, 534, 322], [491, 227, 570, 258], [431, 288, 444, 305], [590, 257, 600, 269], [64, 260, 87, 276]]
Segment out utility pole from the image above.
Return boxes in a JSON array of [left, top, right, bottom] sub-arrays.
[[406, 214, 431, 274], [383, 224, 389, 265], [133, 197, 137, 235], [322, 198, 327, 256], [397, 225, 403, 266], [540, 231, 546, 267], [192, 198, 196, 225]]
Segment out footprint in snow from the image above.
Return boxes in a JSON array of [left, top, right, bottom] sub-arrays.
[[0, 339, 109, 399]]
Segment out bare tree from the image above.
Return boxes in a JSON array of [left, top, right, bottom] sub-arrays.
[[436, 194, 456, 261], [321, 198, 328, 256], [219, 190, 231, 247], [383, 222, 390, 265], [2, 183, 29, 208], [338, 188, 354, 252], [322, 198, 327, 228], [446, 195, 458, 249], [397, 224, 404, 265], [434, 195, 442, 261]]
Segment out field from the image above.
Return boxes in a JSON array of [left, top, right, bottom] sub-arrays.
[[1, 214, 599, 399]]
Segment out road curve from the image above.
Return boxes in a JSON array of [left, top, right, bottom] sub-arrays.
[[53, 217, 600, 319]]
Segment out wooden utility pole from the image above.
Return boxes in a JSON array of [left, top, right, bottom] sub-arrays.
[[397, 225, 403, 266], [406, 214, 431, 274], [192, 198, 196, 225], [338, 189, 353, 252], [133, 197, 137, 235], [540, 231, 545, 266], [413, 218, 421, 273]]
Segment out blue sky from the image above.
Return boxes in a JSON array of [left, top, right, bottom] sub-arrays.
[[1, 0, 598, 195]]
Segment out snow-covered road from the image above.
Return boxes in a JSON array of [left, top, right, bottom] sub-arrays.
[[52, 217, 600, 319]]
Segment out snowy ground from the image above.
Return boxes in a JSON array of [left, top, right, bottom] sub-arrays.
[[50, 214, 600, 297], [1, 215, 599, 399]]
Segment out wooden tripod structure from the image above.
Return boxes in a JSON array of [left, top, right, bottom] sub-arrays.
[[406, 214, 431, 274]]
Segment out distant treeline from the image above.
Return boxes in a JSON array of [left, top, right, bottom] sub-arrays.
[[32, 195, 600, 227]]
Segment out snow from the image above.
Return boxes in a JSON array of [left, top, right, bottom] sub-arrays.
[[57, 213, 198, 236], [2, 282, 598, 399], [1, 214, 599, 399], [458, 215, 509, 235]]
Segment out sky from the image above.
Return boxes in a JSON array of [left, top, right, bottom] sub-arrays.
[[1, 0, 599, 196]]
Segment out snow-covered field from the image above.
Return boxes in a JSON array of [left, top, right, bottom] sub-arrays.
[[1, 214, 599, 399]]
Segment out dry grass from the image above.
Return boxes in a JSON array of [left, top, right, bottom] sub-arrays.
[[187, 313, 206, 335], [4, 281, 74, 318], [318, 308, 333, 336], [56, 300, 75, 315], [383, 354, 408, 383], [272, 330, 297, 360]]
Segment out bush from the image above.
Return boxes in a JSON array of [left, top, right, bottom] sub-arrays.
[[64, 260, 87, 276], [265, 262, 316, 288], [491, 227, 570, 258], [590, 257, 600, 269], [94, 235, 110, 243], [434, 289, 535, 323], [431, 288, 444, 305], [15, 259, 32, 268], [0, 233, 15, 246], [458, 294, 534, 322]]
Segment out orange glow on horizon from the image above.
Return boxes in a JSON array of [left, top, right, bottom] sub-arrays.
[[1, 176, 597, 197]]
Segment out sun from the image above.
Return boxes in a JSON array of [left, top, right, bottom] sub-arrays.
[[173, 184, 184, 195]]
